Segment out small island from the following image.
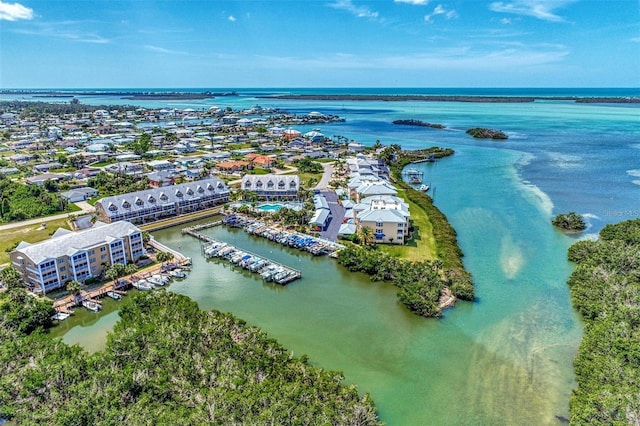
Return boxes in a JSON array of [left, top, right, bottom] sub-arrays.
[[552, 211, 586, 231], [465, 127, 508, 140], [392, 119, 445, 129]]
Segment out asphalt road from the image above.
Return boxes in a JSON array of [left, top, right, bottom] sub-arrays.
[[319, 189, 345, 242]]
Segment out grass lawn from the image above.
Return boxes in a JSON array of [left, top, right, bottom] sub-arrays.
[[0, 218, 71, 265], [379, 188, 437, 262], [67, 203, 82, 213], [245, 168, 270, 175], [281, 170, 323, 188]]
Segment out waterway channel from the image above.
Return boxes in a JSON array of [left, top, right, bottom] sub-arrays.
[[51, 145, 582, 426]]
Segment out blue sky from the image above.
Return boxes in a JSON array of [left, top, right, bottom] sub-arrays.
[[1, 0, 638, 88]]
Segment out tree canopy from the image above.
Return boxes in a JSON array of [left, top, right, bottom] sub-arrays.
[[0, 174, 66, 222], [552, 211, 586, 231], [88, 171, 150, 198], [0, 291, 381, 425], [566, 219, 640, 424]]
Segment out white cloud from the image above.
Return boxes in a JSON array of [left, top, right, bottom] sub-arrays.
[[144, 45, 188, 55], [329, 0, 379, 19], [501, 17, 512, 24], [394, 0, 429, 5], [631, 37, 640, 43], [228, 15, 236, 22], [424, 4, 457, 22], [489, 0, 575, 22], [0, 1, 33, 21], [254, 43, 568, 71]]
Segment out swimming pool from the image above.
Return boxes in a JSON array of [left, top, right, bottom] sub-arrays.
[[257, 203, 283, 212]]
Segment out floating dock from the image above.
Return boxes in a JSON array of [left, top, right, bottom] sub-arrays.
[[183, 228, 302, 285]]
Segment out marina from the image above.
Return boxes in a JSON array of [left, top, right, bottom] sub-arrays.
[[182, 225, 302, 285], [222, 214, 345, 256]]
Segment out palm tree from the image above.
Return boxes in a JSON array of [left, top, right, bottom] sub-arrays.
[[156, 251, 174, 265], [66, 280, 82, 296], [357, 226, 375, 246]]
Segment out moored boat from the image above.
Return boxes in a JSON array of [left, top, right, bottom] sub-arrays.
[[107, 291, 122, 300], [82, 300, 101, 312]]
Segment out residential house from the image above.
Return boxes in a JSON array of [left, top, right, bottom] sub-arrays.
[[215, 160, 250, 174], [26, 173, 67, 186], [10, 221, 145, 293], [60, 187, 99, 203], [33, 162, 62, 173], [147, 170, 176, 188], [147, 159, 176, 171]]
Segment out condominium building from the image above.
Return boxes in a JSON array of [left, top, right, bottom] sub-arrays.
[[95, 177, 229, 224], [353, 195, 410, 245], [241, 174, 300, 200], [10, 221, 145, 294]]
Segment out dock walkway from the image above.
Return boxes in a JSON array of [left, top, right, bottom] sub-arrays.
[[182, 227, 302, 285]]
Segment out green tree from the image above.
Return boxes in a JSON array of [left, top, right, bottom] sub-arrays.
[[357, 226, 375, 246], [0, 267, 23, 290], [66, 280, 82, 296], [156, 251, 174, 264]]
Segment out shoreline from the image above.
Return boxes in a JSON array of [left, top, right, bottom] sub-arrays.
[[258, 94, 640, 104]]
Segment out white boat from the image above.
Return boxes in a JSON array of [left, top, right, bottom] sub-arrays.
[[52, 312, 70, 321], [107, 291, 122, 300], [82, 300, 101, 312], [419, 184, 430, 192], [148, 274, 168, 286], [132, 279, 153, 290], [168, 269, 186, 278]]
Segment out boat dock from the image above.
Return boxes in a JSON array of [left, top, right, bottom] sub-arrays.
[[182, 228, 302, 285], [222, 214, 345, 256], [403, 168, 424, 184]]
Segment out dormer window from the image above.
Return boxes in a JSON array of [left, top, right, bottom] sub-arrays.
[[256, 181, 263, 187], [197, 186, 204, 193], [148, 195, 156, 203], [244, 182, 252, 189], [207, 184, 214, 191], [135, 198, 143, 206], [175, 190, 183, 198], [108, 203, 117, 211], [160, 193, 168, 201], [278, 181, 285, 188], [186, 188, 193, 196], [289, 181, 296, 188], [122, 201, 131, 209], [267, 180, 274, 188]]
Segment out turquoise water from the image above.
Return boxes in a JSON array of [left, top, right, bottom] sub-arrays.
[[257, 203, 283, 212], [38, 89, 639, 424]]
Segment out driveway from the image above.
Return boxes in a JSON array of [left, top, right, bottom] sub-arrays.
[[319, 189, 345, 242], [315, 163, 334, 190]]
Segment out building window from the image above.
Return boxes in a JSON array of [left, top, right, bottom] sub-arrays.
[[101, 254, 107, 260], [90, 257, 96, 263], [60, 266, 66, 272], [375, 228, 383, 234], [100, 247, 106, 252], [376, 222, 383, 228]]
